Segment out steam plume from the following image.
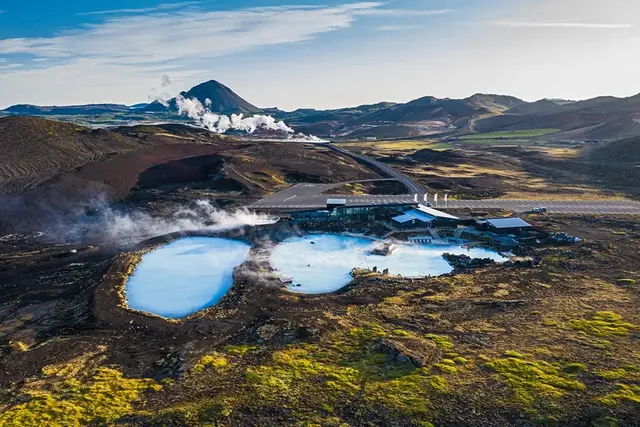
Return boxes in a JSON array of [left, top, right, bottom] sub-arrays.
[[96, 200, 278, 244], [176, 94, 294, 134], [149, 74, 174, 106]]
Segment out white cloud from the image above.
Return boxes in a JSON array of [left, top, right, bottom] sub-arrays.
[[357, 8, 454, 17], [0, 3, 383, 66], [77, 1, 205, 16], [2, 0, 639, 110], [494, 21, 633, 29], [0, 2, 394, 107], [375, 25, 420, 31]]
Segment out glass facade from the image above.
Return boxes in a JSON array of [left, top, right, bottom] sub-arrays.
[[291, 203, 418, 222]]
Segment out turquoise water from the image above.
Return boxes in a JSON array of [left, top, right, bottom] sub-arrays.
[[126, 237, 251, 318], [271, 234, 506, 294]]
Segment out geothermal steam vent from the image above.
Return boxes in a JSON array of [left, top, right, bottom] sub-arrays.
[[126, 237, 250, 318]]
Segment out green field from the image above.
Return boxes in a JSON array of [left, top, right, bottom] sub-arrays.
[[460, 129, 561, 141]]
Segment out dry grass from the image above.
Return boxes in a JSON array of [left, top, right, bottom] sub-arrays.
[[498, 191, 627, 201]]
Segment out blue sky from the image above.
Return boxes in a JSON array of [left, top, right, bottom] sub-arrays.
[[1, 0, 639, 109]]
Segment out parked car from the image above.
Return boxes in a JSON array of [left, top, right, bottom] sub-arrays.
[[531, 207, 547, 213]]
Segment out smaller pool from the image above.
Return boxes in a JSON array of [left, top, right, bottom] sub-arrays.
[[126, 237, 251, 319], [270, 234, 507, 294]]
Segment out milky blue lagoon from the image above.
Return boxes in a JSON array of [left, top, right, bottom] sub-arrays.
[[126, 237, 251, 318], [271, 234, 507, 294]]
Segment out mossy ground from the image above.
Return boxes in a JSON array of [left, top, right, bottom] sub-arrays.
[[0, 349, 161, 427], [2, 216, 640, 426]]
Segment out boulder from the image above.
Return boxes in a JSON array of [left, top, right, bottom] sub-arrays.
[[376, 337, 440, 368], [443, 253, 496, 269]]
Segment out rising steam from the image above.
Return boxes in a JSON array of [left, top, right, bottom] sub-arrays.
[[90, 200, 278, 245], [176, 95, 294, 134], [175, 95, 326, 142]]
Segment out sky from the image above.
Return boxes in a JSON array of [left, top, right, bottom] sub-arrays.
[[0, 0, 639, 110]]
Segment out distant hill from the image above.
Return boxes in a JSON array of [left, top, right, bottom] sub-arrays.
[[285, 94, 522, 138], [3, 103, 131, 116], [144, 80, 262, 114], [3, 80, 261, 117], [475, 93, 640, 140], [0, 116, 145, 194], [464, 94, 526, 113], [587, 136, 640, 162], [3, 80, 640, 141], [505, 99, 566, 116]]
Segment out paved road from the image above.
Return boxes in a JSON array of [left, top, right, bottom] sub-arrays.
[[328, 143, 425, 195], [446, 200, 640, 215], [249, 144, 640, 215], [250, 184, 640, 214]]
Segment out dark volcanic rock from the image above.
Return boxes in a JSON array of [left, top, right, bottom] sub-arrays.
[[377, 337, 440, 368], [443, 253, 496, 269]]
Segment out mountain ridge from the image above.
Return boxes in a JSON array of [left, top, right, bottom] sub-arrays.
[[143, 80, 261, 114], [2, 79, 640, 140]]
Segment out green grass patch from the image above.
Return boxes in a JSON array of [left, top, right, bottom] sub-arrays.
[[424, 334, 454, 351], [486, 352, 586, 408], [453, 357, 468, 366], [0, 364, 161, 426], [244, 324, 447, 421], [224, 344, 258, 355], [460, 129, 560, 141], [192, 353, 229, 374], [597, 384, 640, 407], [569, 312, 637, 337], [595, 369, 628, 381]]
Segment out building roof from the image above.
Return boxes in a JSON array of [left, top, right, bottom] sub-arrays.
[[392, 209, 438, 224], [486, 218, 532, 229], [391, 214, 417, 224], [416, 205, 459, 220], [405, 209, 436, 222], [326, 198, 347, 205]]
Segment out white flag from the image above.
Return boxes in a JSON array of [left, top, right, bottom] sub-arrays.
[[414, 194, 418, 202], [434, 193, 438, 204], [444, 193, 448, 202], [423, 194, 428, 203]]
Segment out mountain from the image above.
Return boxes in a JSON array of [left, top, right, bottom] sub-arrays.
[[464, 94, 526, 113], [587, 135, 640, 162], [2, 80, 261, 117], [3, 79, 640, 141], [475, 93, 640, 140], [3, 103, 131, 116], [283, 94, 523, 138], [128, 103, 150, 109], [504, 99, 566, 116], [144, 80, 262, 114]]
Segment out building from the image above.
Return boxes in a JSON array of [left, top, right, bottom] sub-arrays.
[[326, 198, 347, 210], [392, 205, 459, 229], [477, 217, 533, 235], [290, 199, 419, 222]]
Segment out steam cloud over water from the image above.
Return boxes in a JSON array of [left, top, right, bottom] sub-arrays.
[[93, 200, 278, 244], [176, 95, 325, 141]]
